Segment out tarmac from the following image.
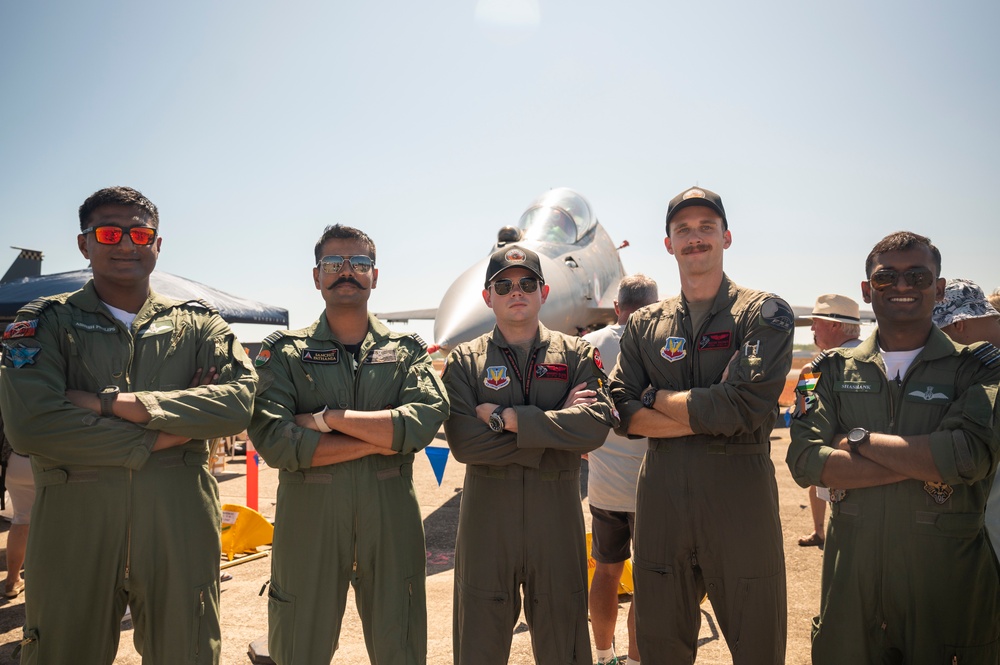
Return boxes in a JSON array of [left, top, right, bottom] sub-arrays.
[[0, 426, 823, 665]]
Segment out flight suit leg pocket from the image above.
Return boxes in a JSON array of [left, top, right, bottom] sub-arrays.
[[945, 638, 1000, 664], [525, 587, 588, 664], [189, 581, 220, 664], [722, 571, 785, 663], [455, 576, 515, 657], [401, 574, 427, 653], [267, 580, 297, 664]]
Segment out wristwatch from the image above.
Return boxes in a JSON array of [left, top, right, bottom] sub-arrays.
[[641, 389, 657, 409], [847, 427, 870, 454], [488, 406, 506, 433], [98, 385, 120, 417], [313, 406, 333, 433]]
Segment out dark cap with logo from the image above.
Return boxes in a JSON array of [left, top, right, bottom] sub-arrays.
[[665, 186, 727, 236], [485, 245, 545, 288]]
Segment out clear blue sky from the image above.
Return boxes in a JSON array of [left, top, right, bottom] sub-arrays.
[[2, 0, 997, 345]]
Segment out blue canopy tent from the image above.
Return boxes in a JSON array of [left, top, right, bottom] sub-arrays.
[[0, 269, 288, 326]]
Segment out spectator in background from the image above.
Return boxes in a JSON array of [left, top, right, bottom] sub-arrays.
[[1, 402, 34, 599]]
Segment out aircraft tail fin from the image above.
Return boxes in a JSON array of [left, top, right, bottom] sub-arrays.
[[1, 247, 44, 284]]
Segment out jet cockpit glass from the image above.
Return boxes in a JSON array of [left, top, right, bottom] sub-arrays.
[[516, 188, 596, 244]]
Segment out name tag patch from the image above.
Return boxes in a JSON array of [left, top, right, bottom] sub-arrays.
[[536, 363, 568, 380], [835, 381, 878, 393], [366, 349, 398, 364], [73, 321, 117, 334], [699, 331, 731, 350], [301, 348, 339, 364]]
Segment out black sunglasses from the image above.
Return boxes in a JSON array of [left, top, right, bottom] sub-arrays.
[[491, 277, 541, 296], [317, 255, 374, 274], [82, 225, 158, 246], [869, 268, 935, 291]]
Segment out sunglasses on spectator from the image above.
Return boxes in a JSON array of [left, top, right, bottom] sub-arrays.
[[317, 255, 375, 274], [82, 225, 158, 246], [491, 277, 541, 296], [869, 268, 935, 291]]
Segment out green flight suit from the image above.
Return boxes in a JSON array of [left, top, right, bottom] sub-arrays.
[[249, 313, 448, 665], [442, 324, 614, 665], [0, 281, 256, 665], [787, 329, 1000, 664], [608, 275, 793, 665]]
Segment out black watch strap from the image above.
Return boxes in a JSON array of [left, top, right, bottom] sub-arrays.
[[99, 386, 120, 417]]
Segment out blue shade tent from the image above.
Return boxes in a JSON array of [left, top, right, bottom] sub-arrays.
[[0, 269, 288, 326]]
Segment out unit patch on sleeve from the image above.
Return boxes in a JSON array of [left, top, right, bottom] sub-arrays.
[[254, 349, 271, 367], [535, 363, 569, 381], [698, 331, 731, 350], [760, 298, 794, 333], [660, 337, 687, 362], [2, 342, 40, 368], [484, 366, 511, 390], [301, 348, 340, 364], [3, 320, 38, 340], [593, 349, 604, 370]]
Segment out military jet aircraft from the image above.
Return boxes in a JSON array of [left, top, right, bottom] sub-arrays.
[[379, 187, 628, 354]]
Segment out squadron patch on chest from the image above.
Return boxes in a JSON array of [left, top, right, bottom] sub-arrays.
[[923, 481, 953, 505], [660, 337, 687, 362], [365, 349, 398, 364], [3, 320, 38, 340], [536, 363, 569, 380], [301, 348, 340, 364], [484, 366, 511, 390], [698, 331, 731, 350]]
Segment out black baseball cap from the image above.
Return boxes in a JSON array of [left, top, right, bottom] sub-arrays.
[[665, 186, 727, 236], [484, 245, 545, 288]]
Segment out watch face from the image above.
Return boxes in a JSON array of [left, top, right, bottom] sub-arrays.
[[642, 391, 655, 408], [488, 414, 504, 432], [848, 428, 866, 443]]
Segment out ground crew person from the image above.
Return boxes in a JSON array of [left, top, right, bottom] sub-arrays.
[[609, 186, 792, 664], [0, 186, 256, 664], [443, 245, 614, 665], [249, 224, 449, 665], [787, 233, 1000, 664]]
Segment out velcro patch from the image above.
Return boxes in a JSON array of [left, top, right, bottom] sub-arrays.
[[138, 321, 175, 337], [2, 341, 40, 368], [3, 320, 38, 340], [366, 349, 398, 364], [904, 383, 953, 404], [834, 381, 879, 393], [301, 348, 339, 364], [760, 298, 794, 333], [535, 363, 569, 381], [74, 321, 117, 334], [698, 331, 731, 350]]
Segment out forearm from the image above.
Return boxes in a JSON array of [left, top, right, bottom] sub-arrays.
[[310, 434, 390, 467], [626, 407, 695, 439], [651, 389, 692, 429], [68, 390, 152, 424], [322, 409, 395, 449], [819, 449, 909, 488], [855, 432, 943, 482]]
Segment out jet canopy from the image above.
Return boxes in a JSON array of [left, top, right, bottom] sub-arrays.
[[516, 187, 596, 244]]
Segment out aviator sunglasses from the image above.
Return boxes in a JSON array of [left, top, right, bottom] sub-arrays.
[[869, 268, 936, 291], [491, 276, 541, 296], [82, 225, 158, 246], [317, 255, 375, 274]]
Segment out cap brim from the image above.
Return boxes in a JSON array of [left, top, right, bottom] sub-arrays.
[[802, 314, 861, 324], [666, 199, 727, 227]]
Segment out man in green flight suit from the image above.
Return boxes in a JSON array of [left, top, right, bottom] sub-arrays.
[[249, 224, 449, 665], [609, 186, 793, 664], [0, 186, 256, 664], [443, 244, 615, 665], [787, 231, 1000, 664]]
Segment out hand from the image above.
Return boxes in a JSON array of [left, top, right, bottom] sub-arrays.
[[832, 434, 851, 452], [188, 366, 219, 387], [562, 382, 596, 409], [476, 403, 499, 424]]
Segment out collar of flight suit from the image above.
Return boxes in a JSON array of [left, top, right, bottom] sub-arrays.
[[673, 273, 739, 320], [487, 322, 553, 351], [838, 325, 960, 368], [308, 309, 394, 352], [66, 279, 184, 332]]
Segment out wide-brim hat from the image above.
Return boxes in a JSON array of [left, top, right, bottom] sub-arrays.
[[803, 294, 861, 324], [484, 245, 544, 288], [933, 278, 1000, 329]]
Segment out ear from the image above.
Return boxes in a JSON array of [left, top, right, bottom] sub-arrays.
[[482, 288, 493, 309], [539, 283, 550, 305], [934, 277, 945, 302], [613, 301, 621, 319], [722, 229, 732, 249], [371, 267, 378, 289], [861, 281, 872, 304], [78, 233, 89, 260], [313, 266, 321, 291], [664, 236, 675, 256]]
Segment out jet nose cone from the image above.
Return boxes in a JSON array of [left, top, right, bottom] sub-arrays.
[[433, 259, 494, 354]]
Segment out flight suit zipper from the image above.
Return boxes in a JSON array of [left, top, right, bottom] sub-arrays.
[[64, 331, 103, 386], [351, 343, 368, 580], [124, 329, 137, 582]]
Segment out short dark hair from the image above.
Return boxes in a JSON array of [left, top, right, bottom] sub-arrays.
[[314, 224, 376, 264], [617, 273, 659, 311], [865, 231, 941, 278], [79, 186, 158, 232]]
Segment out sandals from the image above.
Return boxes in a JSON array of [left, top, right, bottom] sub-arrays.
[[798, 532, 824, 548]]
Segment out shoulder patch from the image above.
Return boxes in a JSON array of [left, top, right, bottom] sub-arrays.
[[262, 331, 287, 347], [971, 342, 1000, 369], [17, 297, 55, 318], [760, 297, 794, 333]]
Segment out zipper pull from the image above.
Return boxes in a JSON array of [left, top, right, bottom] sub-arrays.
[[258, 580, 270, 597], [199, 590, 205, 616]]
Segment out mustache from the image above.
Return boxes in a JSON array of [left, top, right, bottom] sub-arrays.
[[328, 277, 364, 290], [681, 243, 711, 255]]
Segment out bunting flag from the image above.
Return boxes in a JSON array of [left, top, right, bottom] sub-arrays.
[[425, 446, 449, 486]]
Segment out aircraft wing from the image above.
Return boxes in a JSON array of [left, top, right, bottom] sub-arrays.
[[376, 308, 438, 323]]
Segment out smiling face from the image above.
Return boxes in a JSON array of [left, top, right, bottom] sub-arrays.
[[482, 266, 549, 326], [77, 204, 161, 287], [313, 238, 378, 310], [664, 205, 731, 277], [861, 245, 945, 332]]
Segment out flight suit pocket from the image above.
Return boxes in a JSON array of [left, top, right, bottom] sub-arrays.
[[912, 512, 983, 539], [401, 574, 426, 650], [720, 571, 785, 656], [945, 637, 999, 663], [267, 581, 297, 664], [189, 581, 218, 664], [526, 587, 588, 663]]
